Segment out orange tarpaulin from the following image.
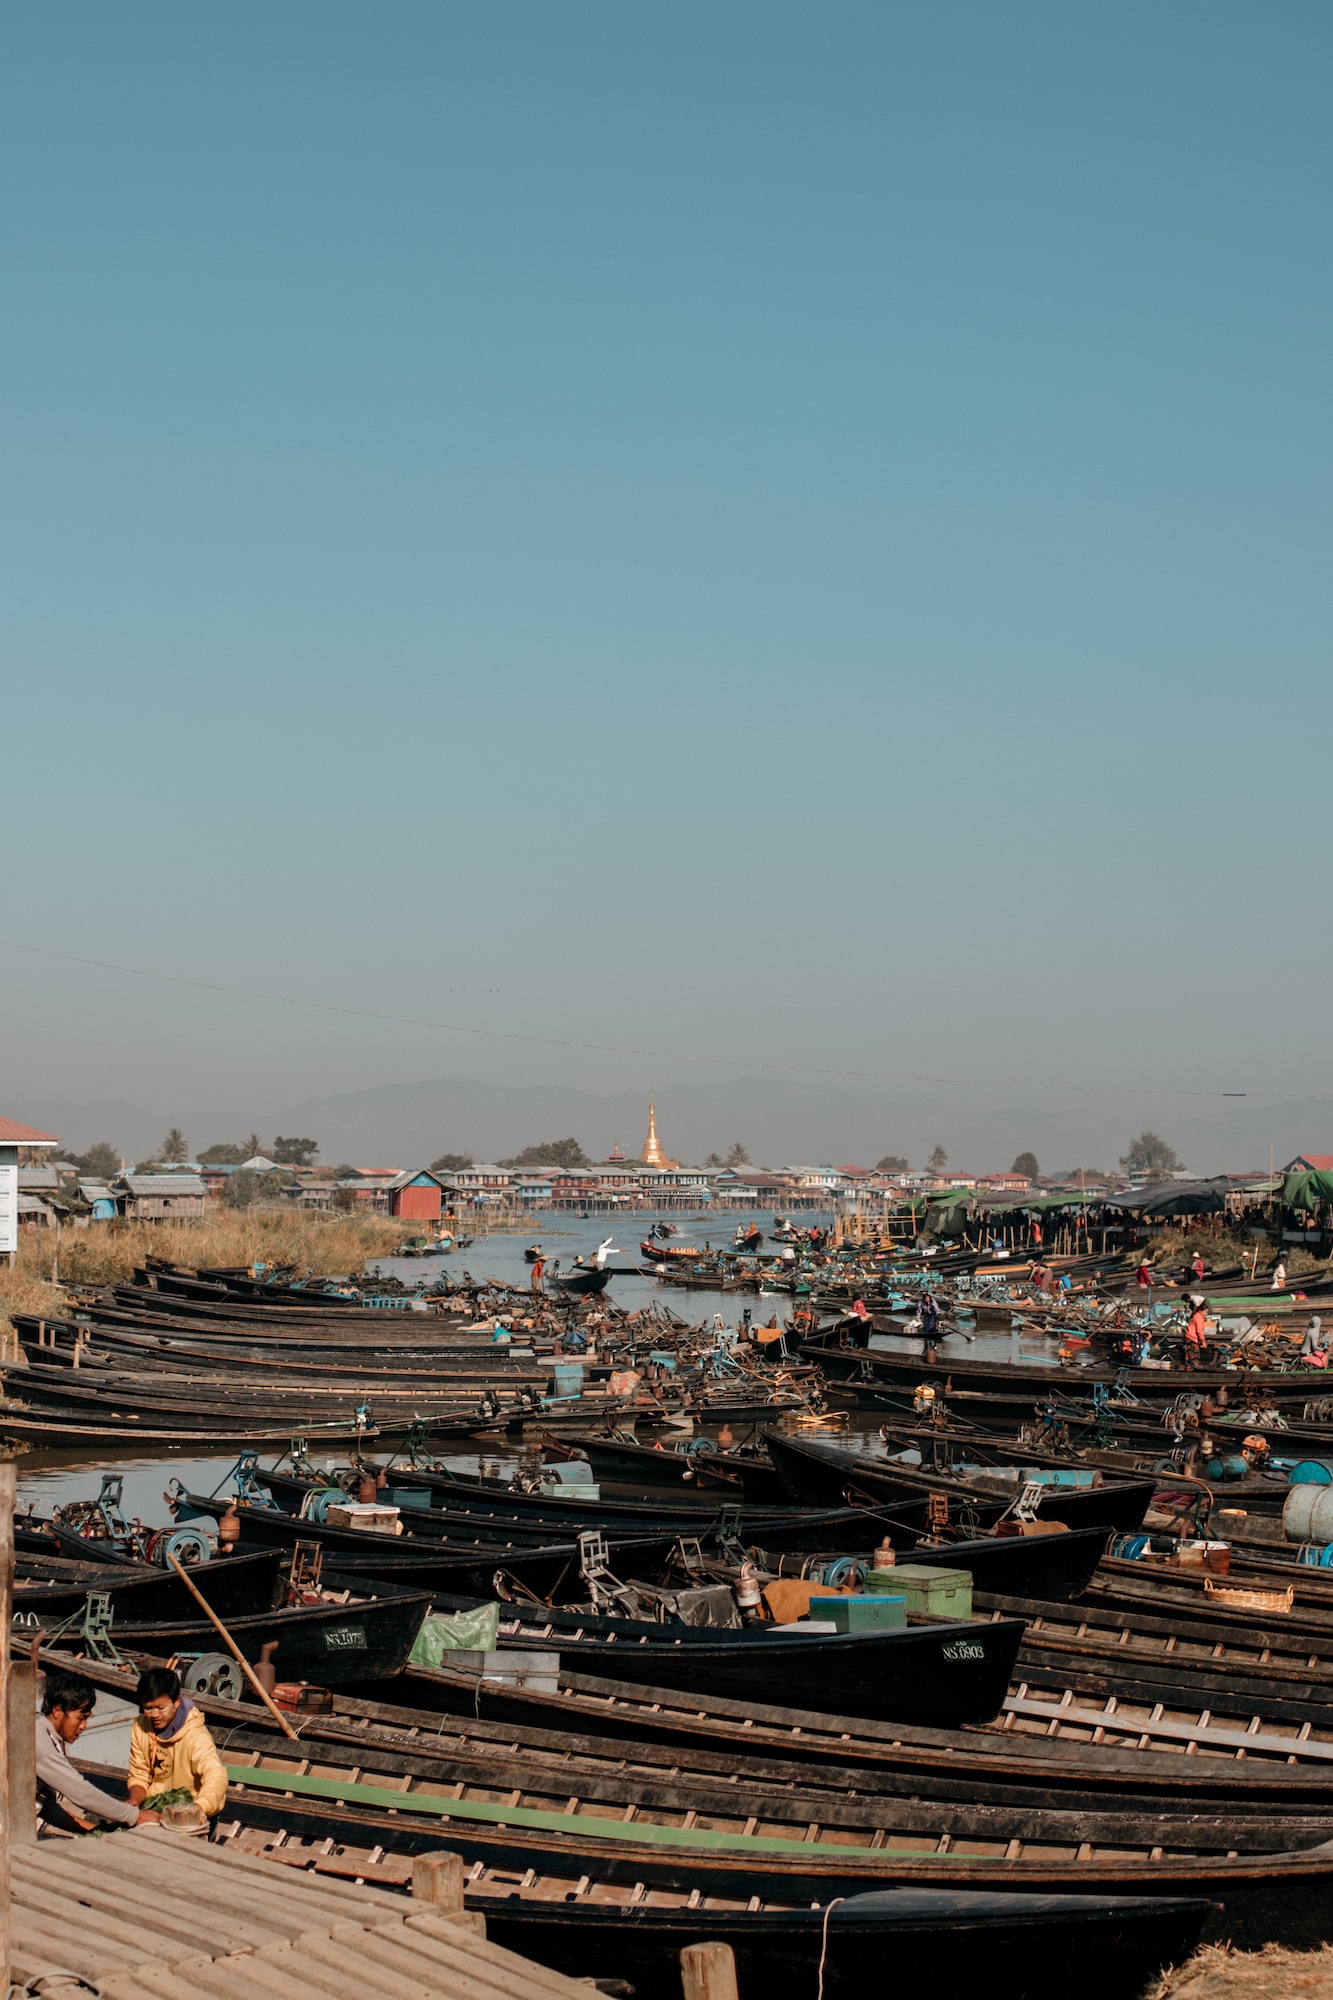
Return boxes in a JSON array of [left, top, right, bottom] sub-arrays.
[[761, 1579, 855, 1625]]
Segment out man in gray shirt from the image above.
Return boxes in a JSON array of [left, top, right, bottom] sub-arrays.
[[37, 1670, 160, 1832]]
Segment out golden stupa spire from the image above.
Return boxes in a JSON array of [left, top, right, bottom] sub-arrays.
[[640, 1097, 667, 1167]]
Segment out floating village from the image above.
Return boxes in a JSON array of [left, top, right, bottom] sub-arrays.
[[5, 1103, 1333, 1999]]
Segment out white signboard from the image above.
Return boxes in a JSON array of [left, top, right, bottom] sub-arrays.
[[0, 1160, 16, 1256]]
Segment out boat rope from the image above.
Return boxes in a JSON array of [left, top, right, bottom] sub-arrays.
[[816, 1897, 845, 2000]]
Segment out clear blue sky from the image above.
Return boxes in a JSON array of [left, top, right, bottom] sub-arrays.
[[4, 3, 1330, 1167]]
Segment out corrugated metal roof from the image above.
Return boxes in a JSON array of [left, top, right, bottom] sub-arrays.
[[17, 1167, 59, 1190], [0, 1115, 60, 1145], [119, 1174, 208, 1196], [381, 1168, 446, 1192]]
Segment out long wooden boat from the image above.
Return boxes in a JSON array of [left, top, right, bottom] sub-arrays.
[[550, 1267, 612, 1296], [252, 1466, 1111, 1599], [178, 1492, 680, 1601], [113, 1741, 1327, 1953], [0, 1409, 406, 1452], [59, 1643, 1333, 1820], [801, 1337, 1324, 1401], [419, 1589, 1025, 1727], [763, 1427, 1155, 1535], [12, 1544, 284, 1623], [53, 1570, 431, 1684], [220, 1820, 1218, 1998], [257, 1462, 937, 1542], [565, 1434, 787, 1503]]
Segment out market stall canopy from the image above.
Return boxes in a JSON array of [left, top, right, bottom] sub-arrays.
[[1101, 1178, 1229, 1217], [922, 1190, 976, 1238], [1283, 1169, 1333, 1212]]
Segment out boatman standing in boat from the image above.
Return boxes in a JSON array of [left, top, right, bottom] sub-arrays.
[[530, 1252, 545, 1294], [127, 1667, 228, 1824], [1183, 1300, 1210, 1370], [37, 1669, 162, 1831]]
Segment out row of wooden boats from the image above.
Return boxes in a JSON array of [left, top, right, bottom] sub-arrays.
[[24, 1250, 1333, 1989]]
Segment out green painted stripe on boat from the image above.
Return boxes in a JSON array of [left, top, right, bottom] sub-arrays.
[[1208, 1295, 1294, 1310], [224, 1763, 936, 1859]]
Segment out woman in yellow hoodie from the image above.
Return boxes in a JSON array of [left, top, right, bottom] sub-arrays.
[[127, 1667, 228, 1820]]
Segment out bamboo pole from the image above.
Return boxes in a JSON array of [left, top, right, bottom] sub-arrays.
[[165, 1552, 300, 1741]]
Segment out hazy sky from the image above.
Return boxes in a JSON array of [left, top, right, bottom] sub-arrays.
[[4, 4, 1331, 1164]]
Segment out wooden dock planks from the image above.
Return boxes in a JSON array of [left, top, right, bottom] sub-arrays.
[[10, 1827, 598, 2000]]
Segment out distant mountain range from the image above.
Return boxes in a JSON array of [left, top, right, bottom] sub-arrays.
[[6, 1074, 1311, 1179]]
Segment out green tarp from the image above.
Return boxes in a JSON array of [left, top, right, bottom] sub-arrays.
[[1283, 1170, 1333, 1213], [408, 1602, 500, 1666]]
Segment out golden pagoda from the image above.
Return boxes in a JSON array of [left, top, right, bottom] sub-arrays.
[[639, 1098, 678, 1169]]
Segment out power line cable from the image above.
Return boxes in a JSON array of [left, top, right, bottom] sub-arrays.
[[0, 935, 1322, 1101]]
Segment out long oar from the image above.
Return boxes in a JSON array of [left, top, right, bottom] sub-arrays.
[[166, 1552, 300, 1742]]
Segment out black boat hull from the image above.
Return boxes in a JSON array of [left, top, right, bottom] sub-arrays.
[[13, 1546, 284, 1624], [181, 1493, 676, 1603], [483, 1888, 1211, 2000], [72, 1574, 430, 1685], [764, 1428, 1153, 1536], [431, 1591, 1026, 1728]]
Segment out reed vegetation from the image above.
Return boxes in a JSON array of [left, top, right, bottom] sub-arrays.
[[1151, 1939, 1333, 1999], [0, 1209, 415, 1342]]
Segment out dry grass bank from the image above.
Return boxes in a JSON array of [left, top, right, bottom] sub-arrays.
[[1151, 1942, 1333, 1998], [0, 1209, 416, 1340], [1146, 1224, 1326, 1277]]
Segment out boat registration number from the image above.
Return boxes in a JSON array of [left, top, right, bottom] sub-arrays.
[[322, 1624, 369, 1651], [941, 1640, 985, 1662]]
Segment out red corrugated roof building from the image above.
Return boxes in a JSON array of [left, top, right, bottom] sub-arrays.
[[0, 1117, 60, 1147]]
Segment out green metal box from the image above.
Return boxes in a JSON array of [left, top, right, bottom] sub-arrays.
[[870, 1564, 972, 1620], [810, 1594, 907, 1632]]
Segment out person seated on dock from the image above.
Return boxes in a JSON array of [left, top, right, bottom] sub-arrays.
[[127, 1668, 228, 1825], [38, 1670, 161, 1833]]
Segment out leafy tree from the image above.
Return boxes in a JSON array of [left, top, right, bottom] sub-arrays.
[[160, 1128, 189, 1163], [67, 1141, 120, 1178], [430, 1152, 474, 1173], [724, 1142, 751, 1166], [243, 1133, 263, 1158], [1119, 1132, 1181, 1180], [272, 1135, 318, 1166], [704, 1152, 723, 1168], [499, 1138, 590, 1169], [224, 1168, 291, 1209], [876, 1154, 909, 1173], [1011, 1151, 1040, 1180], [332, 1185, 358, 1212], [222, 1169, 262, 1210], [927, 1144, 949, 1174], [197, 1142, 248, 1164]]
